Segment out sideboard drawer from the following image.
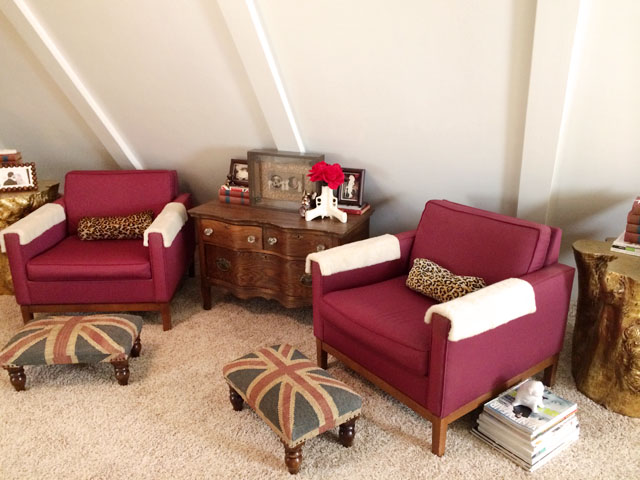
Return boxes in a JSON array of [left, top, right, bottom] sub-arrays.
[[200, 219, 262, 251], [262, 227, 337, 257]]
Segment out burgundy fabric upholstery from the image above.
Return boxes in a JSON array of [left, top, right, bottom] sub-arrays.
[[27, 237, 151, 281], [64, 170, 178, 234], [311, 199, 575, 454], [410, 200, 551, 284]]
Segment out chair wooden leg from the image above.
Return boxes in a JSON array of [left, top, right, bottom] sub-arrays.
[[543, 358, 559, 387], [316, 339, 328, 369], [20, 307, 33, 324], [161, 304, 172, 331], [431, 418, 447, 456]]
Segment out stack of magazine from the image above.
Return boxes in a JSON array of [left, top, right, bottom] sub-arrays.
[[471, 379, 579, 472]]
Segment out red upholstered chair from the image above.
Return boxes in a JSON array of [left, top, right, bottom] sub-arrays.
[[0, 170, 195, 331], [307, 200, 574, 456]]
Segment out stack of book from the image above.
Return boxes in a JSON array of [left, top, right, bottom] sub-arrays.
[[218, 184, 250, 205], [471, 380, 579, 472], [611, 196, 640, 255], [338, 202, 370, 215], [0, 149, 22, 163]]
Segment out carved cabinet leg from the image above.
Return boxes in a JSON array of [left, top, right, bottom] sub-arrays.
[[130, 337, 142, 358], [112, 360, 130, 386], [229, 386, 244, 411], [338, 417, 357, 447], [283, 441, 304, 475], [5, 366, 26, 391]]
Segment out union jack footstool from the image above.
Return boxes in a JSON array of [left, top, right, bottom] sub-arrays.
[[0, 314, 143, 391], [223, 344, 362, 475]]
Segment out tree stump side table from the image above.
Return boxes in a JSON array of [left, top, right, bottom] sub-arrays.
[[572, 239, 640, 417]]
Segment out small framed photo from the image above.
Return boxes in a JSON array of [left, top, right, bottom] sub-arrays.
[[0, 162, 38, 193], [228, 159, 249, 187], [337, 168, 365, 207], [248, 149, 323, 211]]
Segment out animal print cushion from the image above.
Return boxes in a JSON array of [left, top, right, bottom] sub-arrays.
[[406, 258, 486, 302], [77, 210, 154, 241]]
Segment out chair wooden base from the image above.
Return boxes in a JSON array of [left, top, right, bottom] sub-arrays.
[[20, 303, 172, 331], [316, 338, 558, 457]]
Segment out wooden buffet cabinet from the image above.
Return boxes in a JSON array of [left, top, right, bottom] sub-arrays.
[[188, 201, 372, 309]]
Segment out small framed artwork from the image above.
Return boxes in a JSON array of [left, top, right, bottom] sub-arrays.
[[337, 168, 365, 207], [248, 149, 323, 211], [0, 162, 38, 193], [228, 159, 249, 187]]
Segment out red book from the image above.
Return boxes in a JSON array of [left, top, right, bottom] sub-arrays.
[[338, 203, 371, 215], [630, 196, 640, 214], [624, 232, 640, 244], [626, 223, 640, 234], [628, 212, 640, 224], [0, 151, 21, 163], [218, 193, 249, 205], [219, 185, 250, 199]]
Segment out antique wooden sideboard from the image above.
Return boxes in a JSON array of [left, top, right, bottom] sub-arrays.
[[188, 201, 372, 309]]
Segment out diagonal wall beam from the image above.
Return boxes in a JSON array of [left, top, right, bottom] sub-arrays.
[[0, 0, 142, 169]]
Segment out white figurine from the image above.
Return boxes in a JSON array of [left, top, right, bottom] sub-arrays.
[[512, 379, 545, 414]]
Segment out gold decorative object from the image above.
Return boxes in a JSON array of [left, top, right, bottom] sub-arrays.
[[0, 180, 59, 295], [572, 239, 640, 417]]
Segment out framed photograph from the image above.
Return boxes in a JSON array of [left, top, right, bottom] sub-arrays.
[[228, 159, 249, 187], [337, 168, 365, 207], [248, 149, 323, 211], [0, 162, 38, 193]]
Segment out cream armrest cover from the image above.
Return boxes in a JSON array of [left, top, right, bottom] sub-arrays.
[[424, 278, 536, 342], [143, 202, 188, 248], [305, 233, 401, 276], [0, 203, 66, 253]]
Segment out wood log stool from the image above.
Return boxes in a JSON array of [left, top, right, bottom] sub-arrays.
[[0, 314, 143, 391], [572, 239, 640, 417], [223, 344, 362, 474]]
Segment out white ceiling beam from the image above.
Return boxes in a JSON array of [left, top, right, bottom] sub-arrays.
[[0, 0, 142, 169], [217, 0, 304, 153], [516, 0, 585, 224]]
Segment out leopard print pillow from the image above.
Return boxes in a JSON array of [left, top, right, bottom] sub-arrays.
[[406, 258, 486, 302], [77, 210, 154, 241]]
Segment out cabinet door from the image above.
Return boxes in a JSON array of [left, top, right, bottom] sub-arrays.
[[262, 227, 337, 257]]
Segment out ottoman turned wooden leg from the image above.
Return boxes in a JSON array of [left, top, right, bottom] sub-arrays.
[[283, 441, 304, 475], [339, 417, 358, 447], [130, 336, 142, 358], [229, 386, 244, 411], [4, 366, 26, 391], [112, 359, 130, 386]]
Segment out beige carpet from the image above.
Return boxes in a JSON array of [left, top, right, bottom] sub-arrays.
[[0, 278, 638, 480]]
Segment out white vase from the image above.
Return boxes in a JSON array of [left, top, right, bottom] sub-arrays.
[[305, 185, 347, 223]]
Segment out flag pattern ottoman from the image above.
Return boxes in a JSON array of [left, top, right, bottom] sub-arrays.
[[0, 314, 142, 391], [223, 344, 362, 474]]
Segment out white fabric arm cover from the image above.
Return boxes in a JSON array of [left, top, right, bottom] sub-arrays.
[[143, 202, 188, 248], [305, 233, 401, 276], [424, 278, 536, 342], [0, 203, 66, 253]]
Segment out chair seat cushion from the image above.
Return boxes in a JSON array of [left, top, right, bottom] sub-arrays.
[[27, 236, 151, 281], [319, 275, 435, 376], [0, 314, 143, 367], [223, 344, 362, 447]]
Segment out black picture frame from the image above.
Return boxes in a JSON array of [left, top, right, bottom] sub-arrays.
[[228, 159, 249, 187], [337, 168, 365, 207]]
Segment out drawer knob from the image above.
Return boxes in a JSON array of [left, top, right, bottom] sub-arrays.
[[267, 236, 278, 246], [203, 227, 213, 236], [247, 235, 256, 244], [316, 244, 326, 252], [216, 257, 231, 272]]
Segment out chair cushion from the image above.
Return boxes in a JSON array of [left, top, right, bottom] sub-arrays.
[[223, 344, 362, 447], [0, 314, 143, 366], [77, 210, 153, 241], [27, 236, 151, 281], [320, 276, 435, 376], [406, 258, 486, 302], [411, 200, 551, 284], [64, 170, 178, 234]]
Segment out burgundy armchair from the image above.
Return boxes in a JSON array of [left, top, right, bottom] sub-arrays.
[[0, 170, 195, 331], [308, 200, 574, 456]]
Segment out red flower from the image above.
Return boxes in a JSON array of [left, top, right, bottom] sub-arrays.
[[308, 161, 344, 190]]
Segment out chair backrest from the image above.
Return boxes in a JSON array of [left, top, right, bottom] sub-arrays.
[[410, 200, 553, 285], [64, 170, 179, 234]]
